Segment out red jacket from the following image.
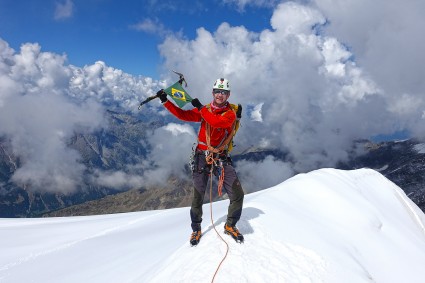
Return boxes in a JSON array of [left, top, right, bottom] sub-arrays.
[[163, 100, 236, 151]]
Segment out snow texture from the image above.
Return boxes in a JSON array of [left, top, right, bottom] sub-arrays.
[[1, 168, 425, 283]]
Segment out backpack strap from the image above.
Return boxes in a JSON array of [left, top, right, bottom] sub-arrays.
[[202, 104, 237, 154], [205, 121, 236, 154]]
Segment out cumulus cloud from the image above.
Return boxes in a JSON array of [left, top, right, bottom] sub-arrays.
[[142, 123, 196, 186], [250, 103, 264, 122], [54, 0, 74, 20], [69, 60, 164, 110], [91, 170, 145, 190], [158, 1, 392, 173], [312, 0, 425, 137], [235, 156, 294, 192], [91, 123, 197, 189], [91, 123, 197, 190], [0, 38, 162, 193], [0, 40, 103, 193], [4, 93, 104, 193]]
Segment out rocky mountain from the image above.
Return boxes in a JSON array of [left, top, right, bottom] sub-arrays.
[[44, 177, 194, 217]]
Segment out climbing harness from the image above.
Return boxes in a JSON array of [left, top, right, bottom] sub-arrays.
[[205, 150, 226, 196], [202, 105, 238, 196]]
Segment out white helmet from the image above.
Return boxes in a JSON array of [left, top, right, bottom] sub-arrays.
[[213, 78, 230, 91]]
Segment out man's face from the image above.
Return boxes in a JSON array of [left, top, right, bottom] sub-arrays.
[[212, 89, 230, 106]]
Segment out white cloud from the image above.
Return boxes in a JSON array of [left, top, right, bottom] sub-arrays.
[[158, 1, 390, 172], [54, 0, 74, 20], [222, 0, 279, 11], [313, 0, 425, 134], [141, 123, 196, 186], [69, 60, 164, 110], [270, 1, 326, 35], [0, 38, 163, 193], [130, 18, 169, 37], [2, 90, 105, 193], [251, 103, 264, 122], [235, 155, 294, 191], [91, 123, 197, 190], [91, 170, 145, 190]]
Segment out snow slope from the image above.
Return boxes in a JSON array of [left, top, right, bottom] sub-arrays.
[[1, 168, 425, 283]]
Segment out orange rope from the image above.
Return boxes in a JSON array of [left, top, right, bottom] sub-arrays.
[[205, 151, 225, 197], [218, 166, 225, 197], [209, 165, 229, 283]]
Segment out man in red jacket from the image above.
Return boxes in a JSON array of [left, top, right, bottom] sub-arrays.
[[157, 78, 244, 246]]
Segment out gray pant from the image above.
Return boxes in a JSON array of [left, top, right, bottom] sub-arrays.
[[190, 151, 244, 231]]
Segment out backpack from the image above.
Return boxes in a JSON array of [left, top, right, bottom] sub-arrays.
[[227, 103, 241, 153]]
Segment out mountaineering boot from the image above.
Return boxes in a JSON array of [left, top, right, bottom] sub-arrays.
[[224, 224, 244, 243], [190, 230, 202, 246]]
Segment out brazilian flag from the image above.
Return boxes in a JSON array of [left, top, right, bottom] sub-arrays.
[[164, 81, 193, 108]]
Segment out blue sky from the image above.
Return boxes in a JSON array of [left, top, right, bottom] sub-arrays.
[[0, 0, 274, 79]]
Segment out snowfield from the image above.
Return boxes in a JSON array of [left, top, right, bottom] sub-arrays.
[[1, 168, 425, 283]]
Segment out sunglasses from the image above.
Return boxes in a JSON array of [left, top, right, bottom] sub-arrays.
[[213, 89, 230, 96]]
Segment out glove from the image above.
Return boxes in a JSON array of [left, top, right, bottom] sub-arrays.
[[157, 89, 167, 103], [191, 98, 203, 110], [236, 104, 242, 119]]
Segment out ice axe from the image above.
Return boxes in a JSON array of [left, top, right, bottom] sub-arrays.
[[138, 70, 188, 110], [172, 70, 187, 87]]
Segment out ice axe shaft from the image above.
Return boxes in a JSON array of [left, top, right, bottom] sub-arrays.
[[138, 94, 159, 110]]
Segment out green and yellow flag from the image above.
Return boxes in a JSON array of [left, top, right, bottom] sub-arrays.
[[164, 81, 193, 108]]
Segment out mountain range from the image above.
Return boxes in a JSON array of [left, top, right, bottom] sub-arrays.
[[1, 110, 425, 217]]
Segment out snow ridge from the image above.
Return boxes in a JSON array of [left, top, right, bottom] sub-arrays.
[[1, 168, 425, 283]]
